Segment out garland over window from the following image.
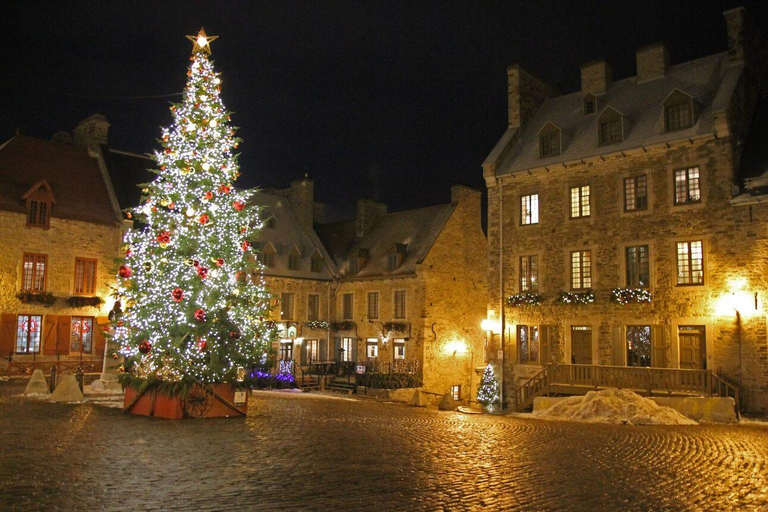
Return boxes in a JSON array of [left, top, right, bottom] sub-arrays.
[[305, 320, 330, 331], [611, 288, 652, 305], [65, 296, 104, 308], [382, 321, 408, 333], [557, 290, 595, 305], [17, 292, 56, 306], [506, 293, 543, 307]]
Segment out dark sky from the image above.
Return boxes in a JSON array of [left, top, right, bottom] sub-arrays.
[[4, 1, 766, 221]]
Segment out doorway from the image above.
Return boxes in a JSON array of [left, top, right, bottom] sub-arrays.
[[571, 326, 592, 364], [280, 340, 293, 361], [679, 326, 706, 369]]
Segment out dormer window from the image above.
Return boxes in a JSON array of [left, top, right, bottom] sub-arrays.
[[264, 216, 276, 229], [387, 243, 407, 271], [583, 93, 596, 115], [22, 181, 55, 229], [597, 107, 625, 146], [663, 89, 695, 132], [310, 251, 323, 273], [538, 123, 561, 158], [288, 246, 301, 271], [349, 259, 359, 274], [257, 242, 276, 269], [387, 254, 399, 271]]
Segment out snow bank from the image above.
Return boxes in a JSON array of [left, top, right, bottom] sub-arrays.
[[534, 389, 698, 425]]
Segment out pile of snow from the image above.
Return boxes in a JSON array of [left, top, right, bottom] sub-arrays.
[[534, 389, 697, 425]]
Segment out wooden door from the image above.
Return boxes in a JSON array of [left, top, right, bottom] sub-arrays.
[[679, 328, 705, 369], [571, 326, 592, 365]]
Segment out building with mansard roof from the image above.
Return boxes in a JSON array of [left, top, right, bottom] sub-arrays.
[[483, 7, 768, 413]]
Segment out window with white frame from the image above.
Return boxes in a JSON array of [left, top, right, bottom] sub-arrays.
[[15, 314, 42, 353], [341, 337, 354, 362], [366, 338, 379, 358], [394, 339, 406, 360], [450, 385, 461, 401], [520, 194, 539, 225], [70, 317, 93, 354]]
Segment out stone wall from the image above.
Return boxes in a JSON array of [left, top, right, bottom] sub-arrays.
[[0, 210, 123, 365], [487, 137, 768, 412]]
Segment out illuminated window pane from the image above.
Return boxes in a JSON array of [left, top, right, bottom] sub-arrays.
[[627, 325, 652, 367], [519, 255, 539, 293], [518, 325, 540, 364], [521, 194, 539, 225], [625, 245, 650, 288], [624, 175, 648, 211], [676, 240, 703, 285], [674, 167, 701, 205], [70, 317, 93, 354], [571, 250, 592, 289], [570, 186, 590, 218], [15, 315, 42, 353]]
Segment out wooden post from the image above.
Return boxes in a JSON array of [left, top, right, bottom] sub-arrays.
[[647, 367, 652, 397]]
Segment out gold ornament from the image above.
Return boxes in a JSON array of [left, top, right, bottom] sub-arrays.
[[160, 198, 170, 207], [186, 28, 218, 55]]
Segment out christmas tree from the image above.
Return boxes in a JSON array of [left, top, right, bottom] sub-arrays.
[[113, 29, 276, 386], [477, 364, 501, 411]]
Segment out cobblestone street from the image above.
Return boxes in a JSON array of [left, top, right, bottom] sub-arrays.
[[1, 381, 766, 511]]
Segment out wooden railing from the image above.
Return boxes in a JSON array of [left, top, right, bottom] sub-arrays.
[[7, 359, 103, 376], [513, 365, 552, 412]]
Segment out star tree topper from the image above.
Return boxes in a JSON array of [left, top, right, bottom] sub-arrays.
[[186, 27, 219, 54]]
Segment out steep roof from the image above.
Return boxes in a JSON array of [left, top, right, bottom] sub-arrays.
[[249, 191, 336, 280], [0, 135, 119, 225], [316, 203, 456, 279], [491, 52, 744, 176], [99, 147, 155, 211]]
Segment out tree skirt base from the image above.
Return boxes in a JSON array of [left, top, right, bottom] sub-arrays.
[[124, 383, 248, 419]]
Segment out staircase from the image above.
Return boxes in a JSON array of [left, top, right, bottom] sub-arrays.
[[298, 376, 320, 392], [512, 366, 552, 412], [326, 379, 357, 395]]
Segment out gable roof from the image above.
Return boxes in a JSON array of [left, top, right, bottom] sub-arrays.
[[249, 191, 337, 280], [0, 135, 120, 225], [490, 52, 743, 176], [99, 147, 155, 211], [315, 203, 456, 279]]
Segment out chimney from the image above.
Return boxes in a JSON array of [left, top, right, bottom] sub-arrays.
[[636, 43, 670, 82], [580, 59, 612, 95], [73, 114, 110, 148], [51, 131, 73, 145], [286, 176, 315, 229], [356, 199, 387, 238], [451, 184, 482, 226], [506, 64, 558, 131], [724, 6, 766, 71]]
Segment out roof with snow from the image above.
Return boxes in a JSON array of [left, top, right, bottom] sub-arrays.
[[316, 203, 455, 279], [0, 135, 120, 225], [99, 147, 155, 211], [488, 52, 744, 176]]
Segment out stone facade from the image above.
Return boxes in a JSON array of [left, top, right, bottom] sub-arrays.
[[483, 8, 768, 413]]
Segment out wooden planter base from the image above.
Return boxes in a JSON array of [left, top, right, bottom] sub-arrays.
[[124, 383, 248, 419]]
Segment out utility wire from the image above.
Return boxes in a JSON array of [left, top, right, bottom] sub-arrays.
[[44, 91, 183, 100]]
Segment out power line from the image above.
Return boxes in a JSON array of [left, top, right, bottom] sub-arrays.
[[45, 91, 183, 100]]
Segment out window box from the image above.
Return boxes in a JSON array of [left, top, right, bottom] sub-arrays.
[[16, 291, 56, 306], [611, 288, 652, 305], [305, 320, 330, 331], [506, 293, 543, 307], [557, 290, 595, 305], [65, 296, 104, 309], [331, 321, 356, 331], [382, 321, 408, 333]]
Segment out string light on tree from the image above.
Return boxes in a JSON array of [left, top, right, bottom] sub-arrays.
[[477, 364, 501, 412], [113, 28, 277, 385]]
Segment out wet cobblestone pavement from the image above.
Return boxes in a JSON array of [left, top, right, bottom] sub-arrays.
[[1, 381, 767, 511]]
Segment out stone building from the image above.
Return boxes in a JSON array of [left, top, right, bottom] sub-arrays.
[[483, 7, 768, 413], [316, 185, 488, 399], [0, 115, 133, 373]]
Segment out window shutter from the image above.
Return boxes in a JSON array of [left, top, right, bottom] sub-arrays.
[[0, 314, 16, 357], [57, 315, 72, 356], [43, 315, 59, 356], [319, 338, 327, 362], [300, 341, 307, 366], [93, 317, 108, 357], [651, 325, 667, 368], [351, 338, 358, 362], [333, 337, 341, 361], [540, 325, 551, 365], [611, 326, 624, 366]]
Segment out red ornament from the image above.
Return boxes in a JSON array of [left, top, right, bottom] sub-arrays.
[[197, 266, 209, 279], [216, 258, 225, 266], [233, 201, 245, 211], [204, 191, 213, 201], [241, 241, 251, 251], [229, 331, 241, 340], [118, 265, 132, 278], [197, 339, 208, 351], [125, 249, 133, 258], [194, 309, 206, 322], [193, 260, 200, 267], [168, 202, 176, 210], [219, 185, 231, 194], [172, 288, 184, 302], [199, 214, 210, 225], [138, 340, 151, 354], [156, 231, 171, 244]]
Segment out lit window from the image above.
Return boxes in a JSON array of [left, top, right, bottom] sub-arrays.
[[307, 294, 320, 321], [15, 314, 42, 353], [394, 290, 406, 319], [281, 293, 294, 320], [626, 245, 650, 288], [521, 194, 539, 225], [665, 102, 692, 131], [367, 292, 379, 320], [70, 317, 93, 354], [305, 339, 319, 362], [519, 255, 539, 293], [571, 250, 592, 290], [624, 175, 648, 211], [341, 337, 354, 362], [599, 118, 622, 145], [627, 326, 652, 367], [676, 241, 703, 285], [22, 253, 47, 292], [74, 258, 97, 295], [394, 339, 406, 360], [342, 293, 353, 320], [539, 131, 560, 158], [517, 325, 539, 364], [366, 338, 379, 358], [674, 167, 701, 205], [570, 186, 591, 218], [450, 385, 461, 401]]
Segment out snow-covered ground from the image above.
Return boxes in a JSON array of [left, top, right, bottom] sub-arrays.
[[533, 389, 698, 425]]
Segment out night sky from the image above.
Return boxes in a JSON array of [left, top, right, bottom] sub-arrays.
[[4, 1, 766, 221]]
